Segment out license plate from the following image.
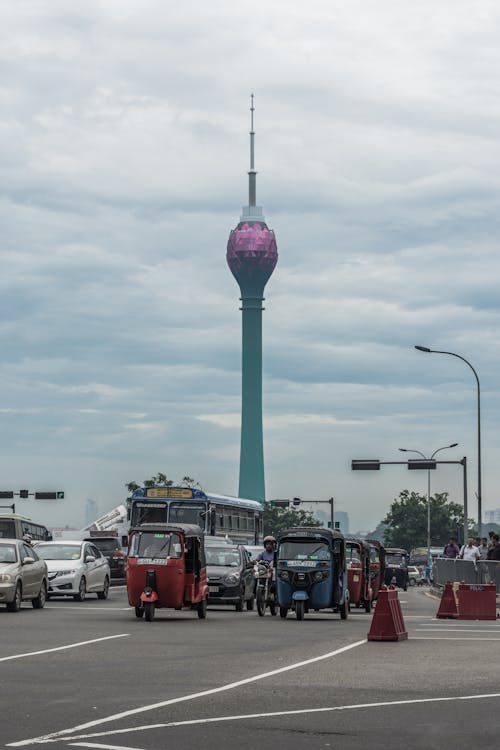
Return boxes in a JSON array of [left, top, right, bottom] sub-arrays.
[[209, 586, 219, 593]]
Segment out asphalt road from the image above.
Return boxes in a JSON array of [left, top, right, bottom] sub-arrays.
[[1, 586, 499, 750]]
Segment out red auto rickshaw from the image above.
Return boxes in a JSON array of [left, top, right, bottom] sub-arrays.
[[345, 537, 373, 612], [127, 523, 208, 622], [365, 539, 386, 601]]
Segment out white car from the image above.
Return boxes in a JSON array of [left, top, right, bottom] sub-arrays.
[[34, 540, 110, 601]]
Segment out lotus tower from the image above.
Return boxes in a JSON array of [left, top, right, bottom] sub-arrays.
[[226, 96, 278, 503]]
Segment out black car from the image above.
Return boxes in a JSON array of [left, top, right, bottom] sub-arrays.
[[206, 543, 255, 611], [83, 536, 126, 579]]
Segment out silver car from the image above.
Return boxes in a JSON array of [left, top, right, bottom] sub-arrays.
[[0, 539, 48, 612], [35, 541, 110, 601]]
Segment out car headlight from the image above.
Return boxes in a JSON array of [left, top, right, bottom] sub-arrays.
[[0, 573, 13, 583], [55, 570, 76, 577], [279, 570, 290, 580], [313, 571, 324, 581], [224, 573, 240, 585]]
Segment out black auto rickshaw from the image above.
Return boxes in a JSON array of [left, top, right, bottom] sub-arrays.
[[383, 547, 409, 591], [365, 539, 386, 601], [127, 523, 209, 621], [276, 527, 348, 621]]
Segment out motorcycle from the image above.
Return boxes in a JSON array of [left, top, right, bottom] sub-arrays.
[[255, 560, 277, 616]]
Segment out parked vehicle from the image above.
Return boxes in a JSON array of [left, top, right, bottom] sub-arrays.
[[384, 548, 409, 591], [0, 539, 48, 611], [365, 539, 386, 601], [407, 565, 425, 586], [83, 535, 126, 579], [255, 559, 276, 616], [345, 537, 372, 612], [35, 541, 110, 601], [206, 543, 255, 611], [126, 523, 208, 622], [276, 528, 348, 621]]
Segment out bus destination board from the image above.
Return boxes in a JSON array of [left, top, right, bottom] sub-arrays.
[[146, 488, 194, 499]]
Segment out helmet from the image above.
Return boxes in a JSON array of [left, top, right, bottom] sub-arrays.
[[263, 535, 276, 545]]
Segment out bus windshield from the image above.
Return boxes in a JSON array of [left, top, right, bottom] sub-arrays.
[[131, 502, 168, 527], [169, 503, 206, 527]]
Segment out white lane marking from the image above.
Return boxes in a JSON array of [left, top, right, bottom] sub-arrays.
[[45, 607, 130, 612], [412, 637, 500, 641], [416, 628, 500, 633], [70, 744, 143, 750], [26, 691, 500, 744], [0, 634, 129, 663], [7, 639, 366, 746]]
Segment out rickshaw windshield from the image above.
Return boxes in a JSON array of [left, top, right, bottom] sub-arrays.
[[386, 553, 406, 566], [130, 532, 182, 559], [279, 540, 331, 561], [346, 546, 361, 563]]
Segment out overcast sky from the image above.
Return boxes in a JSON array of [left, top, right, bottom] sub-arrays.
[[1, 0, 499, 532]]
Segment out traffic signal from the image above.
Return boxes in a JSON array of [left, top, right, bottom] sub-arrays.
[[271, 499, 290, 508], [0, 491, 14, 499], [19, 490, 29, 499], [56, 491, 64, 499], [35, 492, 57, 500]]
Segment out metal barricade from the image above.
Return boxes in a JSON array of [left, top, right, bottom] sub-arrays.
[[432, 558, 457, 586], [477, 560, 500, 594], [432, 558, 479, 586]]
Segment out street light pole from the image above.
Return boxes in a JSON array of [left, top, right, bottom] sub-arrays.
[[415, 345, 482, 535], [398, 443, 458, 570]]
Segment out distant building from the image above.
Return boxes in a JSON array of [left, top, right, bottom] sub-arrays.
[[484, 508, 500, 525], [85, 498, 98, 527]]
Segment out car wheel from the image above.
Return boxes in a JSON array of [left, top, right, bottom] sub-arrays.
[[246, 596, 255, 611], [197, 598, 207, 619], [7, 582, 22, 612], [235, 588, 244, 612], [409, 578, 416, 587], [135, 606, 144, 618], [97, 576, 109, 600], [144, 601, 155, 622], [74, 577, 86, 602], [32, 580, 47, 609]]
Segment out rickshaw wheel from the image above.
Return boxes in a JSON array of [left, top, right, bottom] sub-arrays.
[[340, 600, 348, 620], [295, 600, 305, 620], [135, 606, 144, 619], [256, 589, 266, 617], [197, 598, 207, 619], [279, 607, 288, 619], [269, 603, 277, 616], [246, 596, 255, 611], [364, 598, 372, 613], [144, 602, 155, 622]]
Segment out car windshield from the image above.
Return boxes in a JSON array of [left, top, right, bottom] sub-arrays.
[[130, 532, 181, 559], [0, 544, 17, 563], [206, 548, 240, 567], [36, 544, 82, 561], [279, 541, 331, 561]]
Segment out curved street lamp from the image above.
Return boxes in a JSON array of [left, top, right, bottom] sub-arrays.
[[398, 443, 458, 569], [415, 345, 482, 535]]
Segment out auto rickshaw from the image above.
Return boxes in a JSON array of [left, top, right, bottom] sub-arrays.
[[276, 527, 348, 621], [383, 547, 409, 591], [365, 539, 386, 601], [127, 523, 208, 621], [345, 536, 372, 612]]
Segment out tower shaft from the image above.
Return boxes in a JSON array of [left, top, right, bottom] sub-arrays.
[[239, 296, 265, 501]]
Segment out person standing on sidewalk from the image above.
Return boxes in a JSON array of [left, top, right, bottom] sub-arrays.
[[478, 537, 489, 560], [486, 535, 500, 560], [459, 537, 480, 562], [443, 538, 460, 558]]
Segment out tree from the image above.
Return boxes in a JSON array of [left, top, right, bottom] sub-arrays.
[[382, 490, 464, 550], [365, 520, 388, 543], [263, 505, 321, 537]]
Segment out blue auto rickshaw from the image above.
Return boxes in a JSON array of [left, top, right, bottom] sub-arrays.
[[276, 527, 348, 621]]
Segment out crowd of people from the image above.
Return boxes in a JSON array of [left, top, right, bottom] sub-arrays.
[[443, 531, 500, 561]]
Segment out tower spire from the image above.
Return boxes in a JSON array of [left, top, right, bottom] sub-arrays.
[[249, 93, 256, 207]]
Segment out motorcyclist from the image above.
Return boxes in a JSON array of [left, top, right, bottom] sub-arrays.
[[256, 535, 276, 564]]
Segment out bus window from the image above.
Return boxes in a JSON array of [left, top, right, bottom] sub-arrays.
[[0, 519, 16, 538]]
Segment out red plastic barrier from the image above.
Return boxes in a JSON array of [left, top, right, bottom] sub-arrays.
[[457, 583, 497, 620], [436, 581, 458, 619], [368, 585, 408, 641]]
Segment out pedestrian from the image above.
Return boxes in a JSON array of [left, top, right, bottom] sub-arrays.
[[459, 537, 480, 562], [486, 535, 500, 561], [443, 537, 460, 558], [488, 531, 496, 549], [478, 537, 489, 560]]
